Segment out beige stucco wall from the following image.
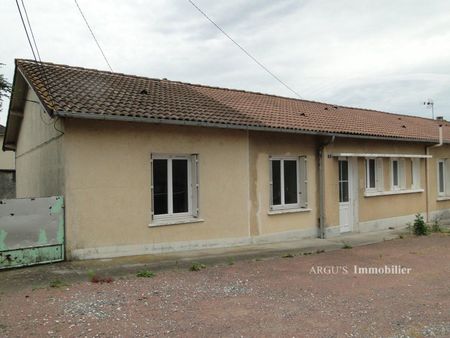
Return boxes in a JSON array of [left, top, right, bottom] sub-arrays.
[[428, 144, 450, 212], [0, 135, 15, 170], [63, 119, 251, 255], [248, 132, 318, 236], [15, 89, 64, 198], [324, 139, 428, 228]]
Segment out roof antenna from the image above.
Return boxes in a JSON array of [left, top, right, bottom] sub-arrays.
[[423, 99, 434, 119]]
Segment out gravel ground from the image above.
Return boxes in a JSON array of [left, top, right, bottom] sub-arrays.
[[0, 233, 449, 337]]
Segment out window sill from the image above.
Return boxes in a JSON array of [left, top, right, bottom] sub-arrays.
[[437, 196, 450, 201], [268, 208, 311, 215], [364, 189, 424, 197], [149, 218, 204, 227]]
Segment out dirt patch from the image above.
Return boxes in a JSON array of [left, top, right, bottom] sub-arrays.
[[0, 233, 449, 337]]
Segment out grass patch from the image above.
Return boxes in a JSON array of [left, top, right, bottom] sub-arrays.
[[136, 270, 156, 278], [342, 243, 352, 249], [227, 257, 235, 265], [190, 262, 206, 271], [316, 249, 325, 254], [49, 279, 68, 288]]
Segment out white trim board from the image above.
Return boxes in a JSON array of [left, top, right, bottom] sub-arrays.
[[330, 153, 431, 158]]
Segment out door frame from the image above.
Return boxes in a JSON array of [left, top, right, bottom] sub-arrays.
[[338, 157, 359, 233]]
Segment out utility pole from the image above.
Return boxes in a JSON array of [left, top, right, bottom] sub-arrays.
[[424, 99, 434, 119]]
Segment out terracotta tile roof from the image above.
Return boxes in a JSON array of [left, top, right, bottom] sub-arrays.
[[15, 59, 449, 142]]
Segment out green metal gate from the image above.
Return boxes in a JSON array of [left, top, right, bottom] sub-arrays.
[[0, 196, 64, 269]]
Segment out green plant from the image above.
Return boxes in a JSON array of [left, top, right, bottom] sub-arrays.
[[190, 262, 206, 271], [413, 213, 428, 236], [282, 253, 294, 258], [316, 249, 325, 254], [49, 279, 67, 288], [136, 270, 156, 278], [431, 218, 441, 233], [227, 257, 235, 265], [399, 234, 404, 239], [342, 243, 352, 249]]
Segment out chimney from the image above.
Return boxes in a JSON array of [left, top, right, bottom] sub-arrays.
[[436, 116, 444, 121]]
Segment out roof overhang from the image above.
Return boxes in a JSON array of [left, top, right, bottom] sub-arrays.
[[54, 110, 442, 145], [2, 65, 29, 151], [330, 153, 432, 158]]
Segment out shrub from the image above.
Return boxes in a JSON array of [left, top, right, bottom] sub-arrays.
[[342, 243, 352, 249], [431, 218, 441, 233], [190, 262, 206, 271], [49, 279, 67, 288], [413, 213, 428, 236], [136, 270, 156, 278]]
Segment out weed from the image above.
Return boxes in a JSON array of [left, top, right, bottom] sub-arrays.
[[399, 235, 404, 239], [86, 269, 113, 283], [90, 275, 114, 284], [49, 279, 67, 288], [431, 218, 441, 233], [342, 243, 352, 249], [136, 270, 156, 278], [316, 249, 325, 254], [282, 253, 294, 258], [190, 262, 206, 271], [227, 257, 235, 265], [413, 213, 428, 236]]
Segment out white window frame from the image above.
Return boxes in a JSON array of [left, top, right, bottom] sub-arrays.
[[151, 154, 199, 224], [438, 159, 446, 197], [391, 158, 400, 190], [365, 158, 377, 192], [269, 156, 307, 211]]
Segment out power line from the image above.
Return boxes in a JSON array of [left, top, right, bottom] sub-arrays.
[[74, 0, 113, 71], [15, 0, 61, 130], [187, 0, 302, 99]]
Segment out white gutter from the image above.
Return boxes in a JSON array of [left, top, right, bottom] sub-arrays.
[[425, 125, 444, 222]]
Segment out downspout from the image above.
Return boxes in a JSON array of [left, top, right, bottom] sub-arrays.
[[319, 135, 336, 239], [425, 125, 443, 222]]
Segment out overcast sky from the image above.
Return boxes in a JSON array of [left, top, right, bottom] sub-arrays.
[[1, 0, 450, 125]]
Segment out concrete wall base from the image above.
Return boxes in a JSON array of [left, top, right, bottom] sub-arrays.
[[70, 227, 319, 260], [70, 210, 450, 260]]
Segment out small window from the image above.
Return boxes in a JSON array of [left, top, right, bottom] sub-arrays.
[[339, 160, 349, 203], [270, 156, 307, 210], [151, 154, 198, 223], [438, 159, 446, 196], [392, 159, 399, 190], [365, 158, 376, 190]]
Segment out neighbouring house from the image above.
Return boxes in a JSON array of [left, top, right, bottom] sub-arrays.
[[0, 124, 15, 199], [2, 59, 450, 260]]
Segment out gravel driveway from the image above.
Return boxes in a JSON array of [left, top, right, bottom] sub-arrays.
[[0, 233, 449, 337]]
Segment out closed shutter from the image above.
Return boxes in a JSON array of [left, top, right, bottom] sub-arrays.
[[150, 156, 154, 220], [269, 157, 273, 210], [299, 156, 308, 208], [191, 154, 199, 217], [375, 158, 384, 192]]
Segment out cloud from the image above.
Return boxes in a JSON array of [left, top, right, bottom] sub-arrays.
[[1, 0, 450, 125]]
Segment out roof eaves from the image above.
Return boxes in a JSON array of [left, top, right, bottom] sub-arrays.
[[54, 110, 439, 144]]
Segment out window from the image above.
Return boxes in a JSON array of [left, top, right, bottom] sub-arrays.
[[392, 159, 399, 190], [365, 158, 376, 190], [151, 154, 198, 223], [411, 158, 421, 189], [338, 160, 349, 203], [391, 158, 405, 191], [438, 159, 446, 196], [270, 156, 307, 210]]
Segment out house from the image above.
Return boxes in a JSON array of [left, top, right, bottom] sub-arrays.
[[0, 124, 15, 199], [2, 59, 450, 260]]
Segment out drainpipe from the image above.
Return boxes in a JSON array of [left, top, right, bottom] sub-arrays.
[[425, 125, 443, 222], [319, 135, 336, 239]]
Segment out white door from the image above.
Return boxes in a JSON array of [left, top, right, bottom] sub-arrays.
[[339, 159, 353, 233]]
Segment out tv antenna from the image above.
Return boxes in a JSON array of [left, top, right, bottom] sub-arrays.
[[423, 99, 434, 119]]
